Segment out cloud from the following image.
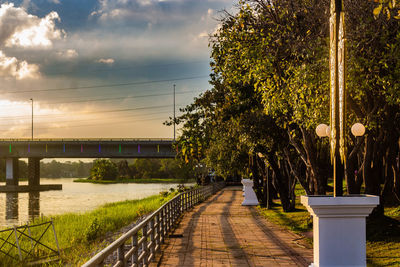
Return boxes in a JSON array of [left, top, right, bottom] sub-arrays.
[[0, 3, 68, 79], [57, 49, 78, 59], [0, 3, 64, 49], [97, 58, 114, 65], [0, 51, 39, 79], [3, 7, 65, 48]]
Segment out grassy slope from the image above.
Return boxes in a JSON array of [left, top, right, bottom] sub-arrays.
[[257, 186, 400, 266], [0, 192, 177, 266]]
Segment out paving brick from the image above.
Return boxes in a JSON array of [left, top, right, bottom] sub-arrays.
[[151, 187, 313, 266]]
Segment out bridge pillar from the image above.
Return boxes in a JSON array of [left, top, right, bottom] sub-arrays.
[[28, 158, 41, 187], [6, 158, 19, 186]]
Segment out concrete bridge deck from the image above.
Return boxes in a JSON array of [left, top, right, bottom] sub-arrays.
[[0, 138, 175, 158], [152, 187, 312, 267], [0, 138, 176, 191]]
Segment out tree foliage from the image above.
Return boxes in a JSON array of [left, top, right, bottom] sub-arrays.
[[90, 159, 118, 181], [172, 0, 400, 214]]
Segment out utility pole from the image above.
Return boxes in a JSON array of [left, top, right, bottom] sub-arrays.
[[30, 98, 33, 140], [173, 84, 176, 141]]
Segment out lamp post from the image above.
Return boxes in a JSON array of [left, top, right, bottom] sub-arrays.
[[301, 2, 379, 266], [30, 98, 33, 140], [173, 84, 176, 141]]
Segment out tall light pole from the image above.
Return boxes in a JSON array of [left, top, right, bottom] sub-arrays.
[[173, 84, 176, 141], [30, 98, 33, 140], [329, 0, 345, 196]]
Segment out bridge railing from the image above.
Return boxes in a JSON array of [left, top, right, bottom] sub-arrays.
[[82, 181, 225, 267], [0, 138, 174, 142]]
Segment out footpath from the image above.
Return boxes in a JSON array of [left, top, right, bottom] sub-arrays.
[[152, 186, 313, 267]]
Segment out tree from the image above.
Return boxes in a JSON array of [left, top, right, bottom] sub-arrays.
[[90, 159, 118, 180]]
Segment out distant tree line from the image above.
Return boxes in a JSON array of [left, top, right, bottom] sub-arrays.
[[0, 160, 93, 181], [0, 158, 196, 182], [89, 158, 196, 181]]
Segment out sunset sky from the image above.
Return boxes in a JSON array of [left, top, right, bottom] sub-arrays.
[[0, 0, 235, 139]]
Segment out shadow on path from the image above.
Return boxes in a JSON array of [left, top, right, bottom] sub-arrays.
[[220, 190, 253, 266], [249, 207, 310, 267], [175, 189, 225, 266]]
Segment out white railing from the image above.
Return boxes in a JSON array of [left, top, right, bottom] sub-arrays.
[[82, 182, 225, 267], [0, 138, 174, 142]]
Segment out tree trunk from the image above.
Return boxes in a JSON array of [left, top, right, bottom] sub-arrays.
[[300, 127, 326, 195], [267, 153, 293, 212]]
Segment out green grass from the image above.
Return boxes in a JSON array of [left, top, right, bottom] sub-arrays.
[[366, 206, 400, 266], [257, 194, 400, 266], [256, 202, 312, 242], [73, 178, 195, 184], [0, 191, 178, 266]]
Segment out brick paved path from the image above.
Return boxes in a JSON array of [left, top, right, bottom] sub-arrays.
[[152, 187, 313, 267]]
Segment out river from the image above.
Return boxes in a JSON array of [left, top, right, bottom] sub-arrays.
[[0, 178, 187, 228]]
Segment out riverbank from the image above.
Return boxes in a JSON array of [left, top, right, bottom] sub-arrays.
[[257, 201, 400, 266], [0, 191, 178, 266], [73, 178, 195, 184]]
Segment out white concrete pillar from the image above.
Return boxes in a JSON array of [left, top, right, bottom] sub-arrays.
[[6, 158, 19, 186], [301, 195, 379, 267], [241, 179, 259, 206]]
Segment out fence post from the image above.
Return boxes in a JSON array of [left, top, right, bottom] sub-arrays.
[[178, 196, 183, 220], [166, 202, 170, 233], [189, 191, 192, 208], [132, 232, 138, 266], [160, 208, 165, 243], [117, 244, 125, 267], [157, 213, 161, 251], [26, 223, 34, 251], [51, 219, 60, 256], [150, 218, 155, 261], [185, 192, 188, 211], [171, 200, 174, 228], [142, 223, 148, 266], [13, 226, 23, 261]]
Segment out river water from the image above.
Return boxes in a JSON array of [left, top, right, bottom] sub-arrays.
[[0, 178, 185, 228]]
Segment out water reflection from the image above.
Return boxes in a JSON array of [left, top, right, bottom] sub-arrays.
[[0, 178, 189, 228], [28, 192, 40, 219], [6, 192, 18, 220], [4, 192, 40, 222]]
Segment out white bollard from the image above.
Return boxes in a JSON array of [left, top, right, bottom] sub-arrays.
[[301, 195, 379, 267], [241, 179, 259, 206]]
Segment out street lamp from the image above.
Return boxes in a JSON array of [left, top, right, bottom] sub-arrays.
[[317, 123, 365, 138], [351, 123, 365, 136], [30, 98, 33, 140]]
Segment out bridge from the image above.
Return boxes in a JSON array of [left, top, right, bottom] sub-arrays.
[[0, 138, 176, 192]]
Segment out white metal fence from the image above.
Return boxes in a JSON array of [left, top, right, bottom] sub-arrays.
[[82, 182, 225, 267]]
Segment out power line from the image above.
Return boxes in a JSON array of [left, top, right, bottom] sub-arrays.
[[2, 75, 208, 94], [45, 90, 202, 105], [0, 104, 187, 120], [0, 115, 169, 132], [0, 109, 173, 127], [0, 89, 204, 107]]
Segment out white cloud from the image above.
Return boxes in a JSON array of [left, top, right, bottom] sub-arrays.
[[57, 49, 78, 59], [0, 3, 64, 49], [97, 58, 115, 64], [0, 50, 39, 79]]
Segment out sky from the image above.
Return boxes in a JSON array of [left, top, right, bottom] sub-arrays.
[[0, 0, 236, 139]]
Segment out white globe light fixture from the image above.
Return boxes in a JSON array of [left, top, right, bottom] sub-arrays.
[[351, 123, 365, 137], [316, 124, 329, 137]]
